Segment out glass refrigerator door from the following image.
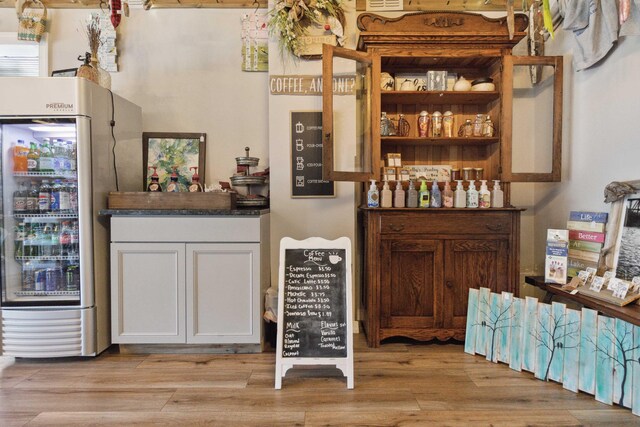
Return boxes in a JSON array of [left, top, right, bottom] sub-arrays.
[[1, 118, 80, 306]]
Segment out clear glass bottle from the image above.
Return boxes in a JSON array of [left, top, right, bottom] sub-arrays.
[[418, 111, 430, 137], [442, 111, 454, 137], [431, 111, 443, 137], [380, 112, 390, 136], [482, 115, 495, 137], [472, 113, 484, 136], [397, 114, 410, 137], [459, 119, 473, 137]]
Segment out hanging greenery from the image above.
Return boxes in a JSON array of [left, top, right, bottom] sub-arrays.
[[268, 0, 345, 58]]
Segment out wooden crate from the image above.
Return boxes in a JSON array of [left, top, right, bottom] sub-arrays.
[[108, 192, 236, 210]]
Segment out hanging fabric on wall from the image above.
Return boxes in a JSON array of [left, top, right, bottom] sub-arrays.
[[241, 12, 269, 72], [558, 0, 640, 71]]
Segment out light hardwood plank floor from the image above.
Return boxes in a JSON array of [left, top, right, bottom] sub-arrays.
[[0, 333, 637, 426]]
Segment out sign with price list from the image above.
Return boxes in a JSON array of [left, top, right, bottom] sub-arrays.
[[275, 237, 353, 389]]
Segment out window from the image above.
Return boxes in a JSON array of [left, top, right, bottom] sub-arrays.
[[0, 32, 48, 77]]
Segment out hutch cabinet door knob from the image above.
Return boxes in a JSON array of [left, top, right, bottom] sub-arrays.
[[446, 281, 453, 289]]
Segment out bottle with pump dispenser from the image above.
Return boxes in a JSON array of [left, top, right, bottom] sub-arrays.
[[430, 180, 442, 208], [443, 181, 454, 207], [478, 180, 491, 208], [406, 180, 418, 208], [394, 182, 405, 208], [380, 180, 392, 208], [466, 180, 479, 208], [147, 166, 163, 192], [418, 180, 430, 207], [454, 180, 466, 208], [367, 180, 379, 207], [166, 166, 182, 192], [491, 180, 504, 208], [188, 167, 204, 192]]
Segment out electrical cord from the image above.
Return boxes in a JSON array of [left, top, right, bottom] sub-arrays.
[[108, 89, 119, 191]]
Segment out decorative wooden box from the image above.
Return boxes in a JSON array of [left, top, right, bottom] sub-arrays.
[[108, 192, 237, 210]]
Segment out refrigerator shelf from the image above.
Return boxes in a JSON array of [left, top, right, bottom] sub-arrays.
[[14, 290, 80, 297], [15, 213, 78, 219], [15, 255, 80, 262], [13, 171, 77, 179]]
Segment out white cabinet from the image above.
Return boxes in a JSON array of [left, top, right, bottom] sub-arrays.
[[109, 214, 269, 348]]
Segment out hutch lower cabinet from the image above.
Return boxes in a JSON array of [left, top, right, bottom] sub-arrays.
[[362, 208, 521, 347], [109, 212, 270, 350]]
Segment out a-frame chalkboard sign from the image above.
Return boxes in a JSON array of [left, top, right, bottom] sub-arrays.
[[275, 237, 354, 389]]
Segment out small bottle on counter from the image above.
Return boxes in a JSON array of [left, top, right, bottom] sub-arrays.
[[418, 111, 430, 137], [443, 111, 454, 137], [367, 179, 379, 208], [491, 180, 504, 208], [166, 166, 182, 192], [419, 180, 430, 207], [380, 180, 392, 208], [454, 180, 466, 208], [479, 180, 491, 208], [188, 167, 204, 192], [466, 180, 479, 208], [147, 166, 163, 192], [394, 182, 405, 208], [430, 180, 442, 208], [483, 115, 494, 137], [443, 181, 454, 208], [406, 180, 418, 208]]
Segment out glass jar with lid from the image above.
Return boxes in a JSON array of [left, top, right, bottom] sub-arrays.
[[418, 111, 430, 137]]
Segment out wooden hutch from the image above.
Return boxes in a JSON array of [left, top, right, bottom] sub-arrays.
[[321, 11, 563, 347]]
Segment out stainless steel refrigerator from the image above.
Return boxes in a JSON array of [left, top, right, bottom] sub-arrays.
[[0, 77, 142, 357]]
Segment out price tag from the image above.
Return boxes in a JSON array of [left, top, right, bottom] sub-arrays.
[[590, 276, 605, 292], [613, 281, 630, 299]]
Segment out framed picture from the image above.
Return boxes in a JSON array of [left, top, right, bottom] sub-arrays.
[[613, 196, 640, 280], [51, 68, 77, 77], [142, 132, 206, 190]]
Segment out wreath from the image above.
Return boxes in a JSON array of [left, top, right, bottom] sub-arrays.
[[268, 0, 345, 58]]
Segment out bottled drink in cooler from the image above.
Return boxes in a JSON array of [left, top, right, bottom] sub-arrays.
[[38, 180, 51, 212], [38, 138, 54, 172], [13, 139, 28, 172], [35, 269, 46, 292], [14, 221, 25, 258], [68, 181, 78, 213], [50, 180, 69, 212], [65, 264, 80, 291], [13, 182, 27, 214], [70, 221, 79, 256], [22, 261, 35, 291], [25, 221, 37, 257], [60, 221, 71, 256], [66, 140, 76, 171], [27, 142, 39, 172], [50, 222, 60, 256], [26, 181, 39, 213], [51, 139, 65, 172], [40, 224, 52, 257]]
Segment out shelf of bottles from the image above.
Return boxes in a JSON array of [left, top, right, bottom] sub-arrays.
[[10, 136, 81, 300]]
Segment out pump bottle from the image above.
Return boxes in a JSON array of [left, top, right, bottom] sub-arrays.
[[393, 182, 405, 208], [406, 180, 418, 208], [443, 181, 454, 207], [188, 166, 204, 192], [478, 180, 491, 208], [466, 179, 479, 208], [418, 180, 430, 207], [491, 180, 504, 208], [454, 180, 466, 208], [380, 180, 392, 208], [147, 166, 163, 192], [166, 166, 182, 192], [367, 180, 379, 207], [430, 180, 442, 208]]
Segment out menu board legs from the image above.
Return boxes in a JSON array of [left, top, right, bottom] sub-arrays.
[[274, 236, 354, 389]]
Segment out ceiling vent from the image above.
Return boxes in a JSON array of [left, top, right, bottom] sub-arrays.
[[366, 0, 403, 12]]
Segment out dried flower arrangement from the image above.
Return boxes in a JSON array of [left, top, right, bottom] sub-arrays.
[[268, 0, 345, 58], [84, 15, 102, 58]]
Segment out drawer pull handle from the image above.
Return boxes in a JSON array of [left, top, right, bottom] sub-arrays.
[[389, 224, 405, 232], [486, 223, 504, 232], [446, 281, 453, 289]]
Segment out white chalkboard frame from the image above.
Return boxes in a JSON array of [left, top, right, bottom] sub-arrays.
[[275, 236, 354, 389]]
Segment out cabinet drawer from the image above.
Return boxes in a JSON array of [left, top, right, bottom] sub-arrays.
[[379, 212, 513, 235]]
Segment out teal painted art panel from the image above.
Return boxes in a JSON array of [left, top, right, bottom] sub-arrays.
[[595, 315, 614, 405], [486, 292, 502, 362], [613, 319, 634, 408], [548, 302, 567, 383], [579, 308, 598, 394], [498, 292, 514, 364], [562, 308, 581, 393], [475, 287, 492, 356], [535, 303, 552, 381], [464, 288, 480, 355], [522, 296, 539, 373], [633, 326, 640, 416], [508, 297, 523, 372]]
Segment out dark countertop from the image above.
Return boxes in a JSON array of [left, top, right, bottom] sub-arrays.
[[99, 209, 269, 216]]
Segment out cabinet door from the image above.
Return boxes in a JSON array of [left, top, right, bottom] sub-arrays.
[[110, 243, 185, 344], [322, 44, 375, 182], [186, 243, 260, 344], [442, 239, 510, 330], [380, 239, 443, 330], [501, 55, 563, 182]]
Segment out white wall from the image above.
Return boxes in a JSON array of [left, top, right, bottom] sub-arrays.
[[0, 9, 269, 187]]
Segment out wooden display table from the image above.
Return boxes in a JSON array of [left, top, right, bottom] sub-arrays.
[[525, 276, 640, 327]]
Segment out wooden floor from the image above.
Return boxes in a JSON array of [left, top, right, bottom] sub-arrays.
[[0, 334, 637, 426]]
